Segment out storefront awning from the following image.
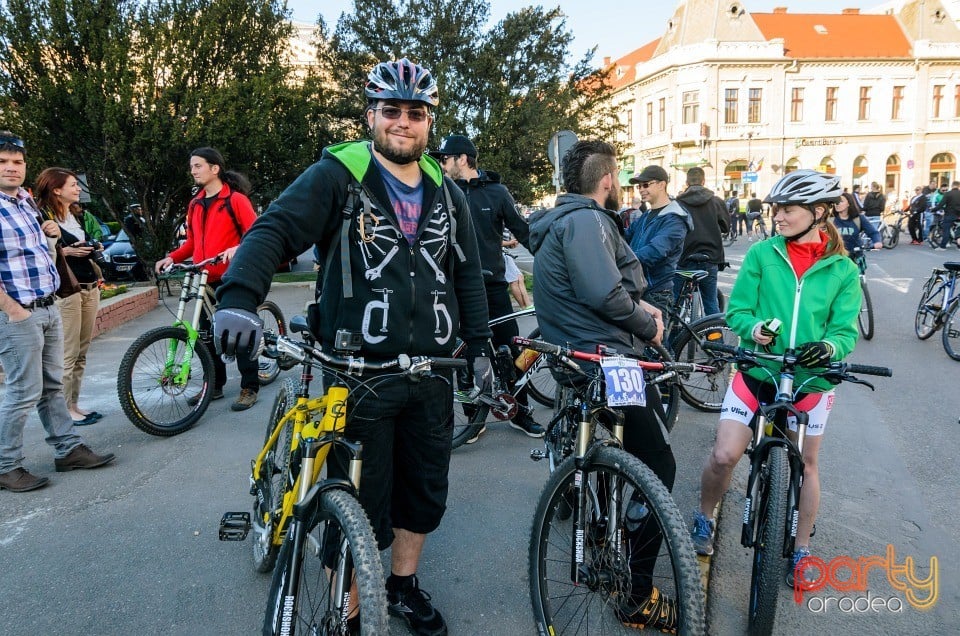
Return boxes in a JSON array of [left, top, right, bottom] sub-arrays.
[[618, 169, 634, 187]]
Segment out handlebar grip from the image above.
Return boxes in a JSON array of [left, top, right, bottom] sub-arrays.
[[845, 363, 893, 377], [702, 341, 739, 355], [512, 336, 563, 356], [430, 357, 469, 369]]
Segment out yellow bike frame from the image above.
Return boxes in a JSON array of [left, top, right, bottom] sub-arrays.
[[252, 384, 356, 546]]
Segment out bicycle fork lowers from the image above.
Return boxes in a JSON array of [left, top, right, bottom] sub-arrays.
[[741, 369, 806, 559]]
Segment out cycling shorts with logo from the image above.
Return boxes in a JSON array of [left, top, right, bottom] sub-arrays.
[[720, 371, 834, 436]]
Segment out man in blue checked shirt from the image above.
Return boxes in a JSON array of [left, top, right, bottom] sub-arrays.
[[0, 132, 115, 493]]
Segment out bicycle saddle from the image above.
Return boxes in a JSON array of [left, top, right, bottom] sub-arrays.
[[943, 262, 960, 272], [675, 270, 709, 282]]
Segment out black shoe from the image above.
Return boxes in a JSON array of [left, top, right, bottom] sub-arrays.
[[616, 587, 678, 633], [387, 576, 447, 636], [509, 410, 545, 438]]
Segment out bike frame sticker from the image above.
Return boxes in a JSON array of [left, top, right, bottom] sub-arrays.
[[600, 356, 646, 407]]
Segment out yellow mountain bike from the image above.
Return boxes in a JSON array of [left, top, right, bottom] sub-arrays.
[[219, 316, 466, 635]]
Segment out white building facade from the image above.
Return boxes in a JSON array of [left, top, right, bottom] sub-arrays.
[[607, 0, 960, 201]]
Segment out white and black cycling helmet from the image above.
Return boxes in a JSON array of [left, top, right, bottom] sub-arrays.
[[763, 169, 842, 206], [764, 169, 841, 241], [365, 58, 439, 107]]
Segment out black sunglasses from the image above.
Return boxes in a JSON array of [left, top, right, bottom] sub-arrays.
[[0, 134, 25, 149]]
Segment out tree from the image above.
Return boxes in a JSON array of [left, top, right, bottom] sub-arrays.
[[323, 0, 622, 203], [0, 0, 323, 262]]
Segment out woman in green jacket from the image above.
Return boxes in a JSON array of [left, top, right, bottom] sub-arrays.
[[690, 170, 861, 585]]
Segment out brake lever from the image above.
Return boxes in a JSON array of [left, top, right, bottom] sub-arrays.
[[842, 374, 875, 391]]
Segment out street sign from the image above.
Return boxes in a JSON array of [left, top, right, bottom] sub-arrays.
[[742, 171, 758, 183], [547, 130, 578, 193]]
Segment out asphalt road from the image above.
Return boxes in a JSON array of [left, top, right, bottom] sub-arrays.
[[1, 236, 958, 634]]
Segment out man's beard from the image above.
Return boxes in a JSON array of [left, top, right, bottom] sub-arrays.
[[604, 189, 620, 211], [372, 129, 426, 165]]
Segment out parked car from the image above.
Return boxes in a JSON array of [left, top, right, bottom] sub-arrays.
[[100, 229, 149, 281]]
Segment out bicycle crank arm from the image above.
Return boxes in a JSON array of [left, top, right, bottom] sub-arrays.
[[218, 511, 251, 541]]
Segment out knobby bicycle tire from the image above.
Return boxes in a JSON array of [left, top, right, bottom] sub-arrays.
[[117, 326, 215, 436], [748, 446, 789, 636], [263, 489, 388, 636], [881, 224, 899, 249], [858, 280, 875, 340], [256, 301, 287, 386], [252, 377, 298, 573], [941, 299, 960, 361], [529, 447, 705, 636], [524, 327, 558, 408], [670, 316, 737, 412], [644, 343, 680, 432], [915, 274, 946, 340]]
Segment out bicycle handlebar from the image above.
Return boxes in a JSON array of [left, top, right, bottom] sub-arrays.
[[262, 331, 466, 375], [701, 341, 892, 377], [158, 254, 225, 277], [512, 336, 715, 374]]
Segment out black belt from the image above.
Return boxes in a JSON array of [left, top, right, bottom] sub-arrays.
[[20, 294, 56, 310], [79, 282, 99, 290]]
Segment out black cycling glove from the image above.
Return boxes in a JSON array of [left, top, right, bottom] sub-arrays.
[[471, 355, 493, 396], [796, 341, 834, 368], [213, 308, 263, 361]]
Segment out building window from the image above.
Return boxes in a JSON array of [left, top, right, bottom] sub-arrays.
[[646, 102, 653, 135], [790, 87, 804, 122], [748, 88, 762, 123], [933, 84, 944, 118], [825, 86, 838, 121], [858, 86, 871, 120], [724, 88, 738, 124], [891, 85, 904, 120], [658, 97, 666, 131], [626, 110, 633, 139], [682, 91, 699, 124]]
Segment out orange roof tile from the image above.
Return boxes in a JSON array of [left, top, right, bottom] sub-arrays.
[[751, 13, 911, 59], [607, 38, 661, 90]]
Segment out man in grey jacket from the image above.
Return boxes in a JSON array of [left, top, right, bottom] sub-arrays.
[[527, 140, 678, 632]]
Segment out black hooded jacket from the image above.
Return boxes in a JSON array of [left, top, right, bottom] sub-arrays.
[[675, 185, 729, 265], [454, 169, 530, 284], [528, 194, 657, 355]]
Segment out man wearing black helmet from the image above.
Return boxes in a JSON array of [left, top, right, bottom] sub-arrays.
[[690, 169, 860, 588], [214, 59, 490, 636]]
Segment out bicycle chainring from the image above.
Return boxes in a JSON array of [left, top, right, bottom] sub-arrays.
[[489, 393, 519, 420]]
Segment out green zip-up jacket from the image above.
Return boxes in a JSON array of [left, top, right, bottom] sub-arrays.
[[726, 235, 861, 392]]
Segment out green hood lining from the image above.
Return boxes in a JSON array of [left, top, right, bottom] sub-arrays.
[[325, 140, 443, 186]]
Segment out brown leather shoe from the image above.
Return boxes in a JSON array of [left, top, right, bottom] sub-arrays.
[[230, 388, 258, 411], [54, 444, 116, 472], [0, 467, 50, 492]]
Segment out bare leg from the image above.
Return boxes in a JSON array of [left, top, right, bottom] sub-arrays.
[[391, 527, 426, 577], [699, 419, 753, 516], [793, 434, 822, 548]]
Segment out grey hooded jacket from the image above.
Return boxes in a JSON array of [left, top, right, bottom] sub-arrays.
[[528, 193, 658, 355]]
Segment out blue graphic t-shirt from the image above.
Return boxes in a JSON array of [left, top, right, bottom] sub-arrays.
[[372, 154, 423, 245]]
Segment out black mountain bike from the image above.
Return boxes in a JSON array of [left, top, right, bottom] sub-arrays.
[[702, 342, 891, 635], [521, 338, 706, 635]]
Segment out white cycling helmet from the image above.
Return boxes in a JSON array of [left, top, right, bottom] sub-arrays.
[[763, 169, 842, 206], [364, 58, 439, 107]]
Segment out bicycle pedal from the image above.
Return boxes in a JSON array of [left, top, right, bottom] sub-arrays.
[[218, 511, 251, 541], [530, 449, 547, 461]]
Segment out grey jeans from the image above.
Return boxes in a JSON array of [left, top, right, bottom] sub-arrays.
[[0, 304, 83, 473]]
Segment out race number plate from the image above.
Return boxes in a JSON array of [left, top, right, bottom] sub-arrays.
[[600, 356, 646, 407]]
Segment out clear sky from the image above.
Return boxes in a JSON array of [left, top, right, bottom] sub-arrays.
[[287, 0, 864, 64]]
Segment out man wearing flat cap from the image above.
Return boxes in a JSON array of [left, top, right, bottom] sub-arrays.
[[624, 165, 693, 312]]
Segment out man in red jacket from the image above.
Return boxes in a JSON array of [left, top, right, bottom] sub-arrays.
[[154, 147, 260, 411]]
